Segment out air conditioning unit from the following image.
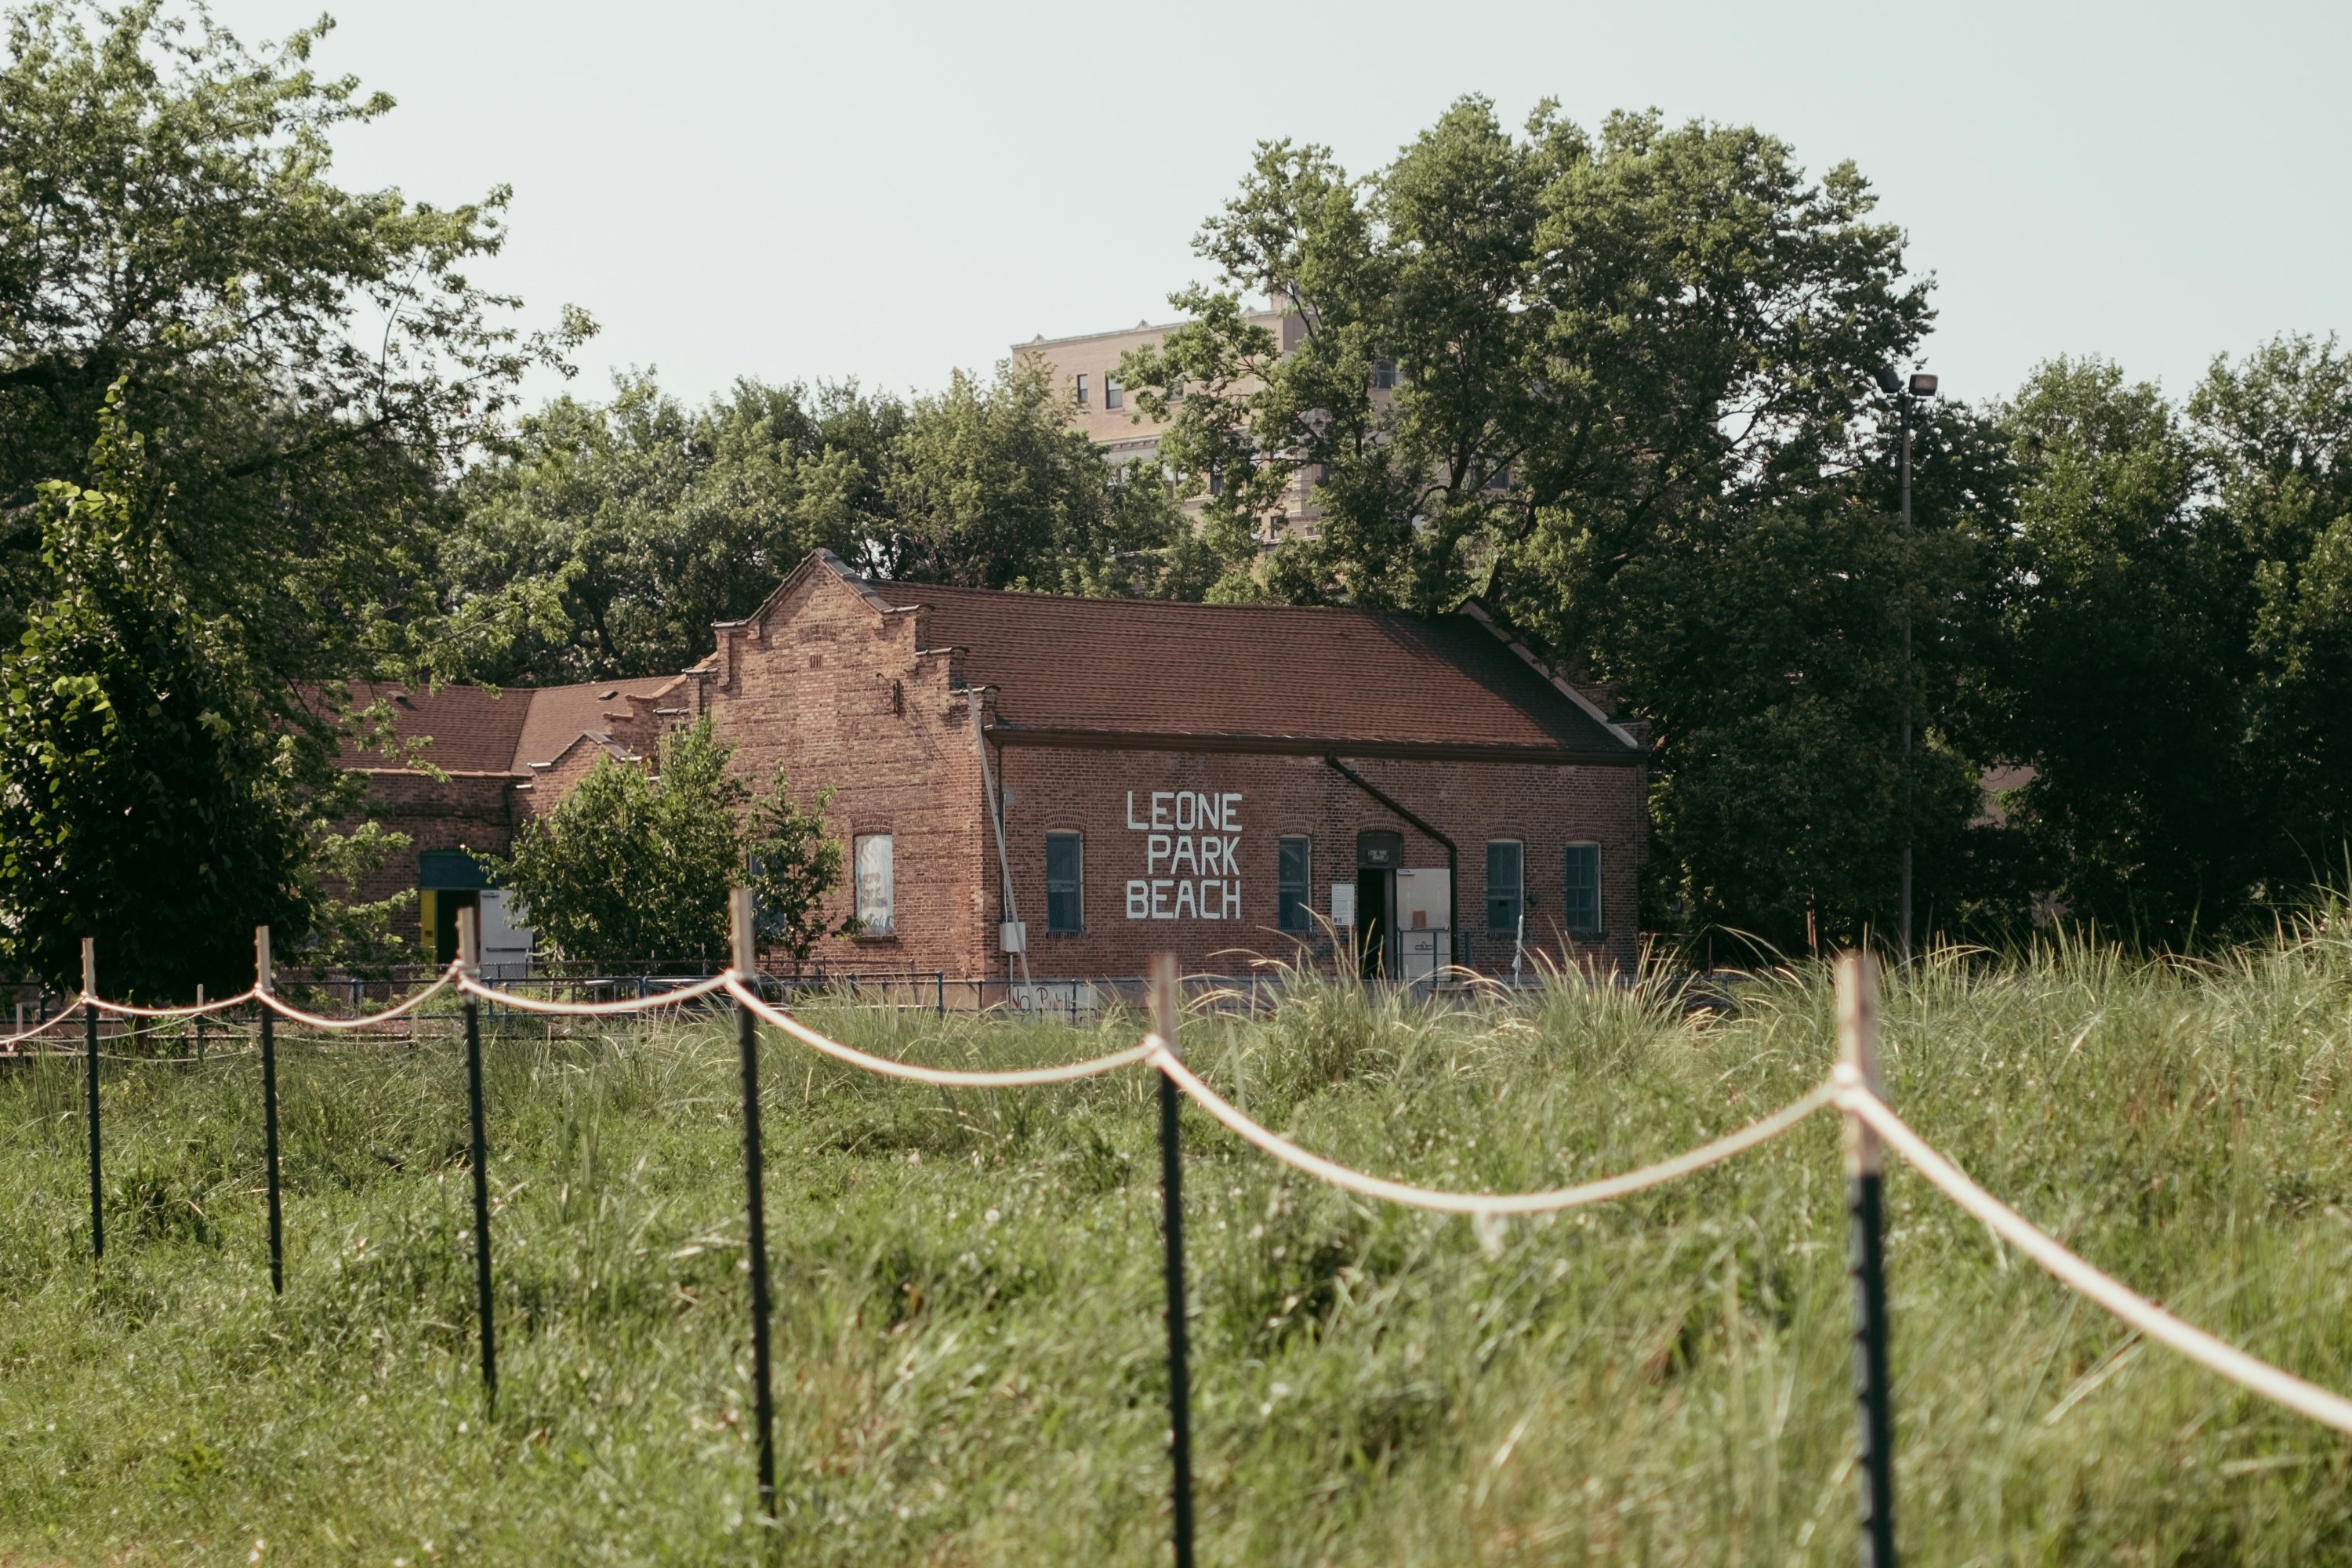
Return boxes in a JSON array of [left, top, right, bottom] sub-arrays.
[[1000, 921, 1027, 953]]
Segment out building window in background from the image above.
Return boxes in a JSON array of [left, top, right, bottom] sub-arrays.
[[1105, 376, 1123, 411], [1565, 843, 1601, 935], [1372, 360, 1397, 390], [1277, 836, 1312, 932], [1486, 840, 1523, 935], [1074, 373, 1089, 407], [854, 833, 895, 935], [1046, 832, 1083, 933]]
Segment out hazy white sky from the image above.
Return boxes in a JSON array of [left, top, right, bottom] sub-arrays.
[[204, 0, 2347, 414]]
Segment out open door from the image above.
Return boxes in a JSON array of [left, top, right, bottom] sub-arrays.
[[1354, 829, 1403, 978], [1354, 867, 1393, 978], [1395, 867, 1452, 987]]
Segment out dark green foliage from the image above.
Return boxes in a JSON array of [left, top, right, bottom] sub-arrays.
[[0, 0, 584, 694], [877, 358, 1191, 593], [0, 428, 310, 998], [441, 376, 902, 685], [496, 717, 749, 968], [1122, 97, 1987, 948], [0, 0, 572, 987], [2193, 337, 2352, 887], [1976, 339, 2352, 940]]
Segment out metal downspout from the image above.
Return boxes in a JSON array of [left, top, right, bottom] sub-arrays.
[[967, 690, 1033, 993]]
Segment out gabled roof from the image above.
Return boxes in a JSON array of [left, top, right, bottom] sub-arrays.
[[341, 676, 679, 776], [851, 570, 1640, 764], [510, 677, 678, 770]]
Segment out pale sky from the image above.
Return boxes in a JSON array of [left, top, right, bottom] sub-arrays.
[[202, 0, 2348, 415]]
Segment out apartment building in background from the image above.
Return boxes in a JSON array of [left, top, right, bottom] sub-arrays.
[[1012, 310, 1334, 543]]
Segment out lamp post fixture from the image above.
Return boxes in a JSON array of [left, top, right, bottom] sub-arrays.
[[1872, 366, 1938, 963]]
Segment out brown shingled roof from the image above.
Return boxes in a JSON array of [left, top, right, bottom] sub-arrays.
[[343, 682, 531, 775], [874, 579, 1638, 764], [342, 676, 680, 775], [510, 677, 679, 771]]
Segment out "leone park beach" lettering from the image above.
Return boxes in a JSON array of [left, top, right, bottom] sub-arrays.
[[1124, 790, 1242, 920]]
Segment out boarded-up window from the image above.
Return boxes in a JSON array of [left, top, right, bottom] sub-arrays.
[[855, 833, 895, 935]]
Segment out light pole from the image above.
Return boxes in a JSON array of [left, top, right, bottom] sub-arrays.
[[1872, 366, 1937, 963]]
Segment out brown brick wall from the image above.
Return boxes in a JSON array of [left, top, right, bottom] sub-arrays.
[[985, 746, 1645, 978], [347, 562, 1650, 982], [702, 569, 992, 978], [345, 771, 514, 905], [693, 566, 1649, 981]]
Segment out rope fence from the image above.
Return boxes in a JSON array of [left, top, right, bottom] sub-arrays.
[[14, 913, 2351, 1563]]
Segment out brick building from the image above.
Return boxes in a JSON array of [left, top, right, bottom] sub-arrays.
[[359, 551, 1649, 982]]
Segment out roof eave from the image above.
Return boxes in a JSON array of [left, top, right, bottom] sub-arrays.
[[982, 724, 1642, 768]]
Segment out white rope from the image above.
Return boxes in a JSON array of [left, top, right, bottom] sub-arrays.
[[90, 988, 260, 1020], [728, 976, 1158, 1086], [0, 1007, 87, 1051], [258, 970, 459, 1030], [1152, 1049, 1837, 1215], [1843, 1086, 2352, 1436], [458, 971, 731, 1015]]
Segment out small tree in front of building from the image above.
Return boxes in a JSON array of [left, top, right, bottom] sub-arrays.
[[746, 771, 858, 970], [500, 717, 849, 971]]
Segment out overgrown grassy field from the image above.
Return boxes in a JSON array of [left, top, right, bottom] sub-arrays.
[[4, 927, 2351, 1565]]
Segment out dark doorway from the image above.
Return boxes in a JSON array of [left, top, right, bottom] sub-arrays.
[[433, 889, 479, 967], [1355, 829, 1403, 978], [1355, 869, 1393, 978]]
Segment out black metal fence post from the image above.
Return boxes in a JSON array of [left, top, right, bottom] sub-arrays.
[[82, 937, 100, 1263], [1838, 951, 1897, 1567], [459, 908, 497, 1408], [258, 926, 284, 1294], [1151, 953, 1196, 1568], [731, 887, 779, 1523]]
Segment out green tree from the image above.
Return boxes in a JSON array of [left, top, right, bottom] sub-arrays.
[[0, 0, 586, 732], [442, 376, 905, 684], [0, 421, 311, 997], [499, 718, 848, 971], [2190, 336, 2352, 887], [877, 358, 1187, 592], [1976, 359, 2258, 940], [1975, 342, 2352, 941], [1122, 97, 1992, 946], [439, 361, 1201, 682], [746, 771, 856, 969]]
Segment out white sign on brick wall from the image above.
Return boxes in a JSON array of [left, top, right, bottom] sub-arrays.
[[1123, 789, 1242, 920]]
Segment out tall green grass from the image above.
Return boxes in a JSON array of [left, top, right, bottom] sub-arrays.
[[3, 920, 2350, 1563]]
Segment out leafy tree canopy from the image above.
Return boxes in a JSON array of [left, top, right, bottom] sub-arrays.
[[439, 360, 1203, 683], [0, 412, 310, 996], [1121, 97, 1980, 950], [1975, 338, 2352, 941], [0, 0, 587, 720], [0, 0, 575, 984]]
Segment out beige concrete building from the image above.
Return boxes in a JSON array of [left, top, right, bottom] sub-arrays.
[[1011, 310, 1331, 543]]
